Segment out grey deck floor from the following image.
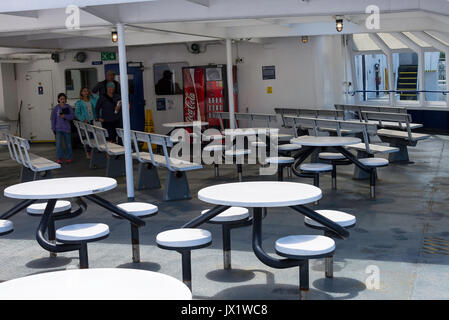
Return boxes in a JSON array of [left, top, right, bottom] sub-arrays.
[[0, 135, 448, 300]]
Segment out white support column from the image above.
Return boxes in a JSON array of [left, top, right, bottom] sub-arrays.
[[369, 33, 395, 106], [347, 35, 359, 104], [226, 38, 236, 129], [117, 23, 134, 201], [412, 32, 449, 107]]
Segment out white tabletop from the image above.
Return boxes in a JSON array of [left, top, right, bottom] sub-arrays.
[[4, 177, 117, 199], [198, 181, 322, 207], [0, 268, 192, 300], [224, 128, 279, 136], [163, 121, 209, 128], [290, 135, 361, 147]]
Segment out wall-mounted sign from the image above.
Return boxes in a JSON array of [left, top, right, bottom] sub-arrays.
[[266, 86, 273, 94], [92, 61, 103, 65], [101, 52, 116, 61], [262, 65, 276, 80], [156, 98, 166, 111]]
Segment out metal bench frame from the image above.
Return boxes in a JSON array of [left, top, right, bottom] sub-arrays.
[[360, 111, 429, 163], [88, 125, 125, 177], [5, 133, 59, 182]]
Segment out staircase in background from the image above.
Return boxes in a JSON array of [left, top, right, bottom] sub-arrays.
[[397, 65, 418, 100]]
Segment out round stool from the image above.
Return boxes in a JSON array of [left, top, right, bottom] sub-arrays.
[[358, 158, 389, 198], [27, 201, 72, 216], [318, 153, 348, 190], [300, 163, 333, 200], [265, 156, 294, 181], [56, 223, 110, 269], [156, 228, 212, 291], [225, 149, 251, 182], [275, 235, 335, 299], [0, 220, 13, 236], [113, 202, 158, 263], [27, 200, 72, 257], [203, 144, 225, 177], [304, 210, 356, 278], [201, 207, 249, 269]]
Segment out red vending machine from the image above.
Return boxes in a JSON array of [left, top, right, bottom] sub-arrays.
[[183, 64, 238, 129]]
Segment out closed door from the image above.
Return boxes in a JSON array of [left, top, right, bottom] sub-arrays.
[[21, 70, 54, 141], [104, 64, 145, 132]]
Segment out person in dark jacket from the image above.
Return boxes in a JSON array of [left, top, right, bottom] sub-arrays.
[[96, 82, 122, 142], [92, 70, 121, 96], [51, 93, 74, 163]]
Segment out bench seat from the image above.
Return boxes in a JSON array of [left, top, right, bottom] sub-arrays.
[[377, 129, 430, 141], [98, 142, 125, 155], [347, 143, 399, 154], [29, 153, 61, 171], [365, 120, 423, 130]]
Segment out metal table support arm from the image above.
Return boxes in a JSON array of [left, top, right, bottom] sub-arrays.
[[36, 199, 81, 253], [1, 199, 36, 219], [252, 208, 302, 269], [290, 205, 349, 239], [182, 205, 231, 229], [85, 194, 145, 227]]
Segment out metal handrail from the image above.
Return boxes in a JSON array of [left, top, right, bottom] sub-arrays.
[[348, 90, 449, 96]]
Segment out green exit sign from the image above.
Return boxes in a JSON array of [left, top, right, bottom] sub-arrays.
[[101, 52, 116, 61]]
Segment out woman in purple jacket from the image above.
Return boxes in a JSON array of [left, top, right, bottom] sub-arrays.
[[51, 93, 74, 164]]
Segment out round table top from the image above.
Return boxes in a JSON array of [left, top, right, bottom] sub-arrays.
[[290, 135, 361, 147], [163, 121, 209, 128], [224, 128, 279, 136], [4, 177, 117, 199], [0, 268, 192, 300], [198, 181, 322, 207]]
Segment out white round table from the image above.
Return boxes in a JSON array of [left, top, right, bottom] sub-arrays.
[[0, 268, 192, 300], [163, 121, 209, 128], [188, 181, 348, 274], [2, 177, 144, 260], [198, 181, 322, 207], [224, 128, 279, 136], [4, 177, 117, 199], [290, 135, 360, 147]]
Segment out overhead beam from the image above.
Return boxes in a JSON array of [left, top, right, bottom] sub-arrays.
[[185, 0, 209, 7], [369, 33, 395, 105], [0, 11, 39, 18], [411, 31, 448, 52]]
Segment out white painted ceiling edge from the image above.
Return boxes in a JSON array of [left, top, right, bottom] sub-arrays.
[[0, 0, 447, 51]]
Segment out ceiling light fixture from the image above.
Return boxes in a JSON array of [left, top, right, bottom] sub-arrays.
[[335, 18, 344, 32], [111, 31, 118, 43]]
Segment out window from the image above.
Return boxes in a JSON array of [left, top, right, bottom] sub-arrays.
[[153, 62, 188, 95], [393, 52, 418, 101], [65, 68, 98, 99], [354, 54, 388, 102], [424, 52, 446, 102]]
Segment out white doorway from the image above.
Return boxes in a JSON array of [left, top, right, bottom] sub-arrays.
[[21, 70, 55, 141]]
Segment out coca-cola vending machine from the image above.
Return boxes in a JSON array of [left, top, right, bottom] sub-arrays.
[[183, 64, 238, 129]]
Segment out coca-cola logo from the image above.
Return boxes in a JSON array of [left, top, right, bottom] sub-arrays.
[[185, 93, 196, 122]]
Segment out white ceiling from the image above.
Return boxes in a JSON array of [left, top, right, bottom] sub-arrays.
[[0, 0, 447, 54]]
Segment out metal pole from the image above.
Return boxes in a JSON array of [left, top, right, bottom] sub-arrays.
[[117, 23, 135, 201], [226, 39, 236, 129]]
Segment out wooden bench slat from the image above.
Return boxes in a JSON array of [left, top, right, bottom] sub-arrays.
[[377, 129, 430, 141], [347, 143, 399, 154]]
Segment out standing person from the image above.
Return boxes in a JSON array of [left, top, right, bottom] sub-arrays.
[[96, 82, 122, 143], [92, 70, 121, 96], [75, 87, 99, 158], [51, 93, 74, 164]]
